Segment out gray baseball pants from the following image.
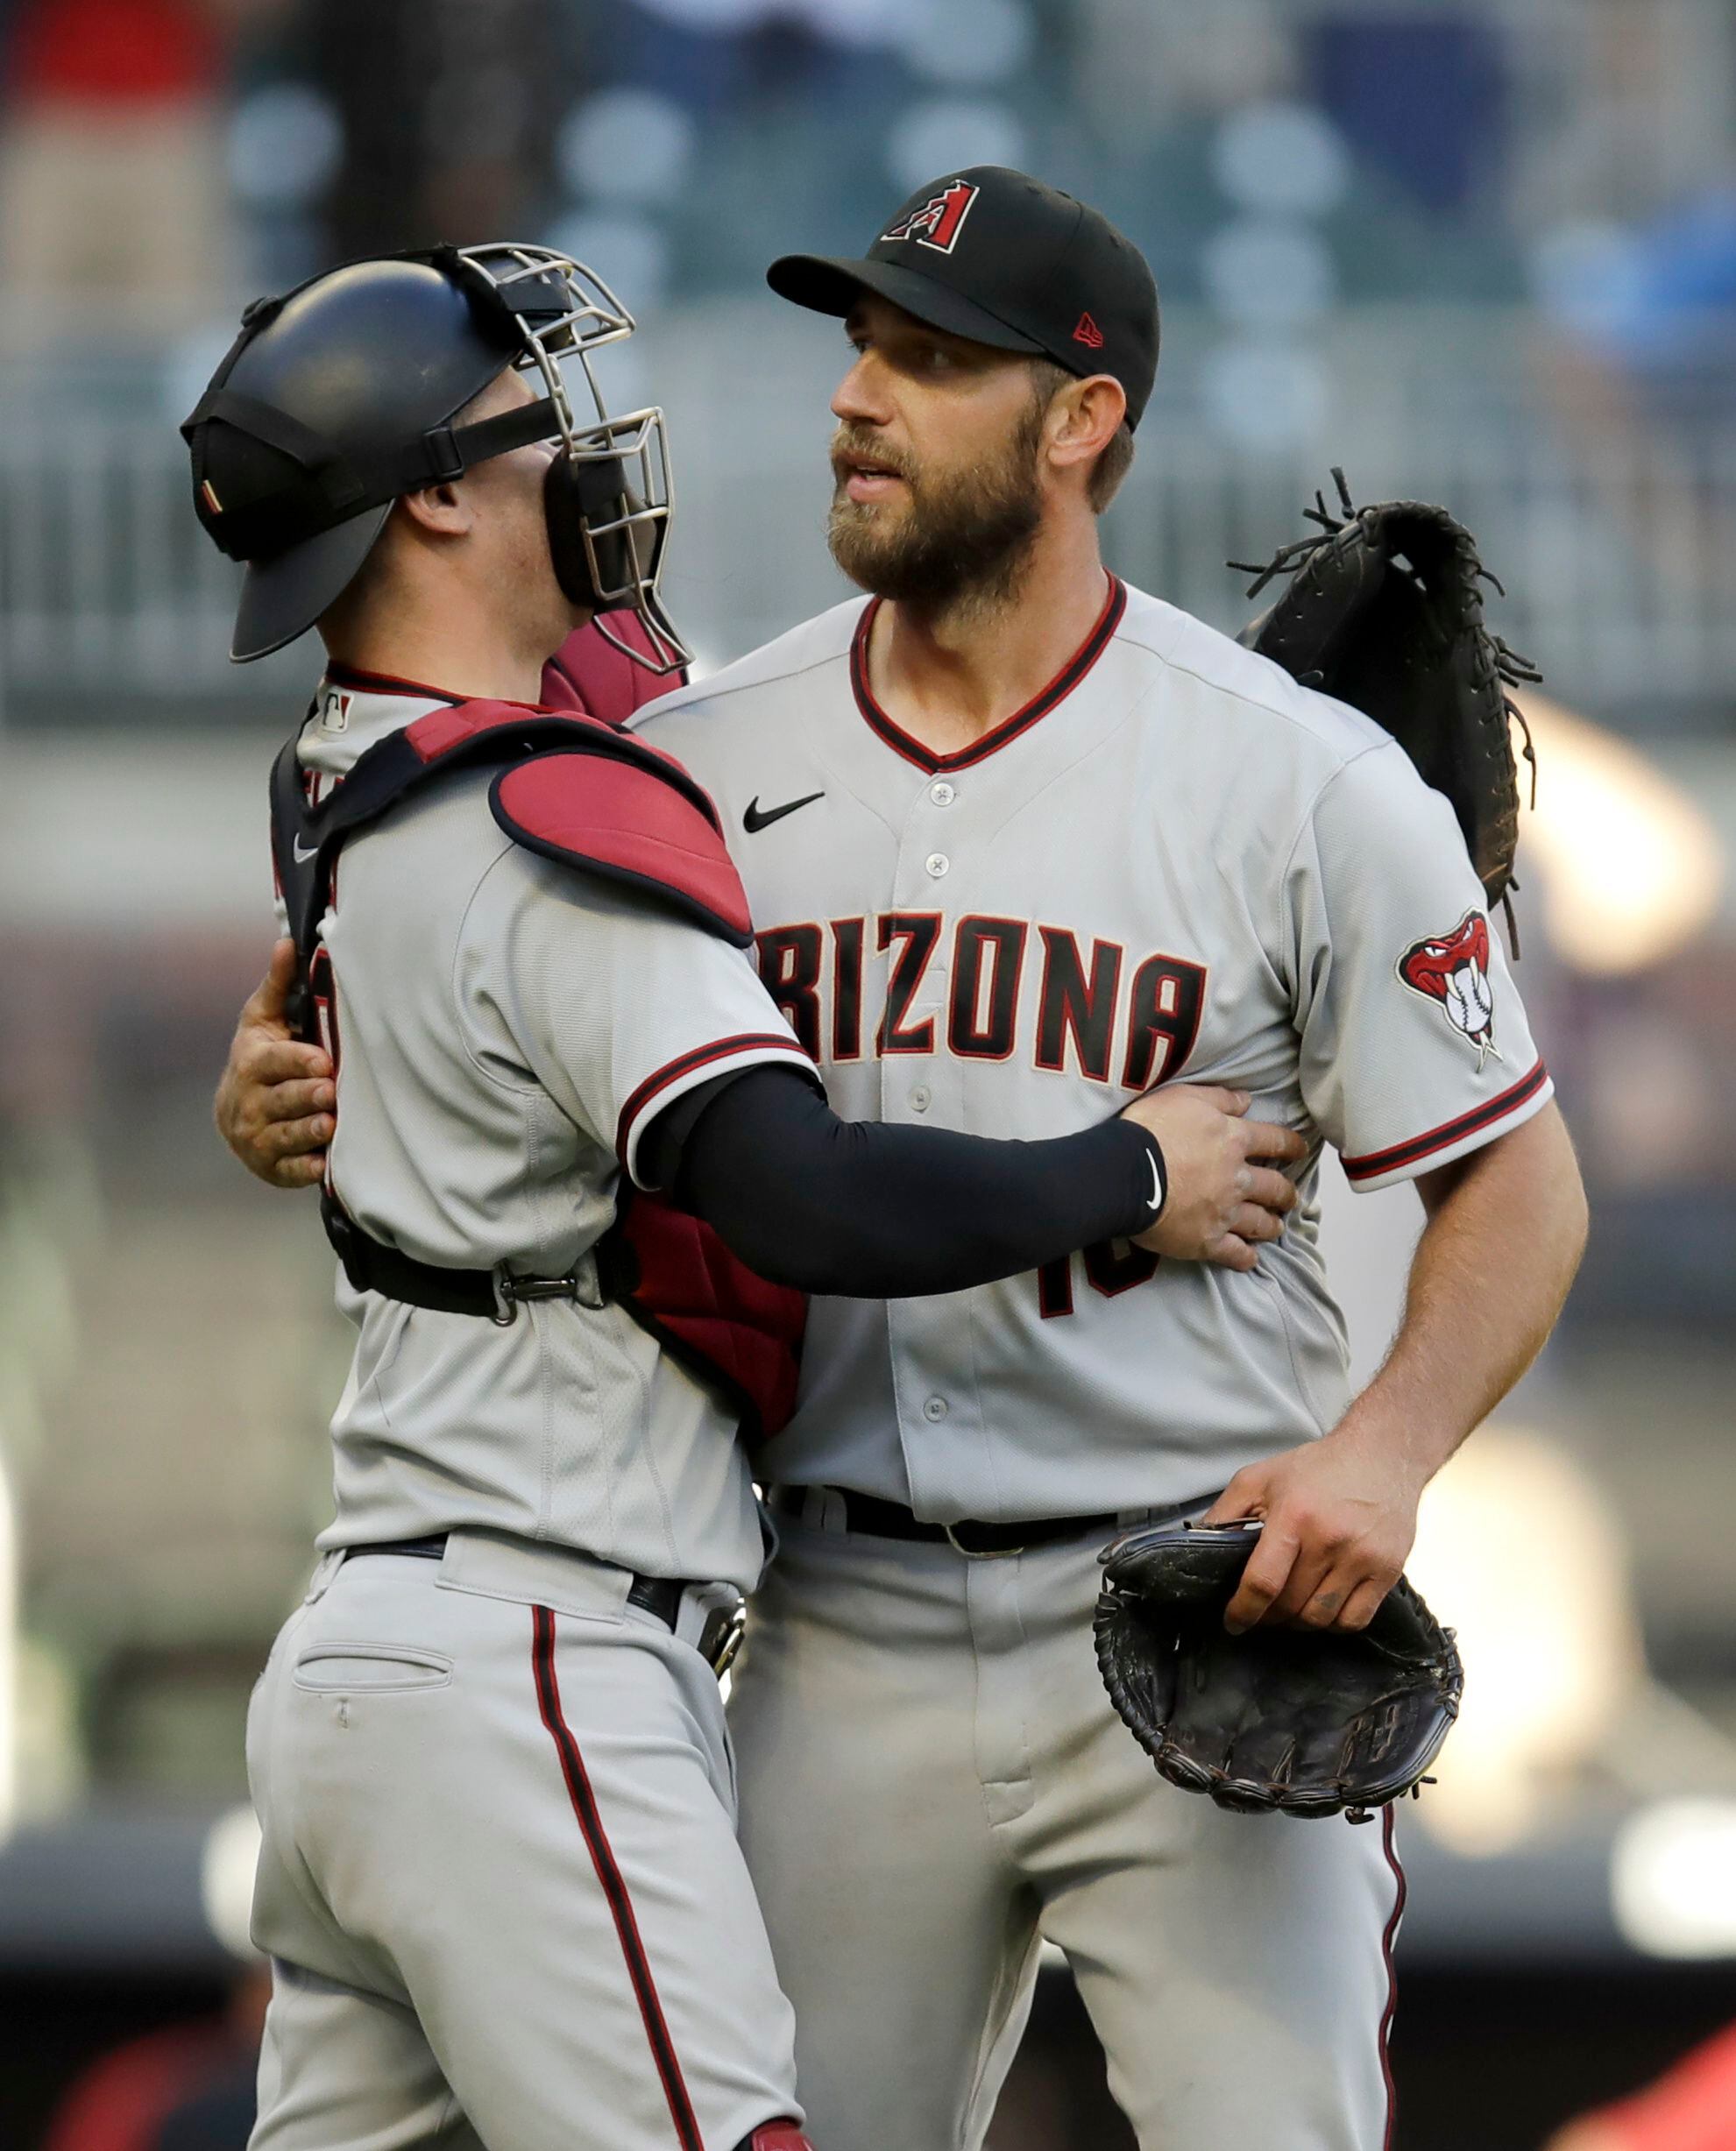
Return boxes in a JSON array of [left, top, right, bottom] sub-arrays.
[[245, 1532, 802, 2151], [729, 1505, 1404, 2151]]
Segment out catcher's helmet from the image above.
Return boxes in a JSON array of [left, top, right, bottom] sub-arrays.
[[182, 244, 684, 670]]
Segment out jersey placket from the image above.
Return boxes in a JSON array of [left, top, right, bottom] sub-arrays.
[[876, 768, 999, 1519]]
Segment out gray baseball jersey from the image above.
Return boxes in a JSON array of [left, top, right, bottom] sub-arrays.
[[249, 672, 817, 2151], [294, 673, 815, 1590], [635, 574, 1552, 1521]]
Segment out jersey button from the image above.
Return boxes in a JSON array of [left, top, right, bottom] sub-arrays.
[[924, 1396, 949, 1420], [929, 780, 956, 807], [910, 1084, 932, 1113], [925, 852, 949, 878]]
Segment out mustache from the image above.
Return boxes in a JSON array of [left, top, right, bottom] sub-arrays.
[[829, 428, 917, 485]]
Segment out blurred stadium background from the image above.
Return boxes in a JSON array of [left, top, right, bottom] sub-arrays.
[[3, 1, 1736, 2145]]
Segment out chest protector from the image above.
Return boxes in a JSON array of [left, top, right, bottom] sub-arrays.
[[269, 698, 806, 1440]]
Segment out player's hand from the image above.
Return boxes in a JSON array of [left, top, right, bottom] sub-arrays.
[[1201, 1417, 1427, 1634], [1121, 1085, 1305, 1271], [216, 939, 334, 1190]]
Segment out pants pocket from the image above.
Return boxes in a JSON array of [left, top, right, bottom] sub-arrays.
[[292, 1643, 453, 1694]]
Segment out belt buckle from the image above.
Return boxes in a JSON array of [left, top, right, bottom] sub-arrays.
[[492, 1256, 605, 1326], [681, 1581, 746, 1678], [697, 1598, 746, 1678], [944, 1521, 1024, 1560]]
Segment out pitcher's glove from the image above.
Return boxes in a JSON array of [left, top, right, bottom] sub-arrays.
[[1233, 471, 1540, 933], [1094, 1519, 1463, 1823]]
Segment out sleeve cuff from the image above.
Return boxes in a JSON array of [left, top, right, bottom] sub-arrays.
[[616, 1034, 821, 1188], [1341, 1060, 1553, 1192]]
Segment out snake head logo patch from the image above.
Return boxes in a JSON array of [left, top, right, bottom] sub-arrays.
[[1398, 909, 1501, 1065]]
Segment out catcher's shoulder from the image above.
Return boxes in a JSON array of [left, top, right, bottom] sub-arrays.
[[1116, 584, 1394, 772]]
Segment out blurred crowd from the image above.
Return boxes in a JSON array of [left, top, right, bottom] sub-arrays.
[[2, 2, 1735, 374], [0, 0, 1732, 718]]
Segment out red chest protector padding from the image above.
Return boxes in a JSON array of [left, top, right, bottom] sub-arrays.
[[490, 750, 754, 945], [486, 739, 807, 1437], [602, 1197, 804, 1447], [275, 694, 806, 1440], [541, 610, 684, 725], [486, 743, 804, 1437]]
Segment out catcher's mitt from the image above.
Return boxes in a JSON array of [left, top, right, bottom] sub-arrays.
[[1233, 470, 1540, 937], [1094, 1519, 1463, 1823]]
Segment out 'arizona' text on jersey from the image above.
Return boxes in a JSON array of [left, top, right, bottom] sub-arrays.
[[634, 577, 1552, 1523]]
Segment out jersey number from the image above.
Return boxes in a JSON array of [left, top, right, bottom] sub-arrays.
[[1037, 1240, 1159, 1318]]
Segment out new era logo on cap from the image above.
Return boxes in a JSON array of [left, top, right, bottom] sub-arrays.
[[1073, 312, 1105, 349], [882, 178, 979, 255]]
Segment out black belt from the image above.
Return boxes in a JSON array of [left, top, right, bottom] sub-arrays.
[[771, 1487, 1122, 1557], [343, 1538, 685, 1632], [322, 1193, 597, 1325]]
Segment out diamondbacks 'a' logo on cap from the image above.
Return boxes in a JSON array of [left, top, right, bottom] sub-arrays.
[[882, 178, 979, 255], [1073, 312, 1105, 349]]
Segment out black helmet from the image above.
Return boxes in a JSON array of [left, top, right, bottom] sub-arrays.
[[182, 244, 685, 670]]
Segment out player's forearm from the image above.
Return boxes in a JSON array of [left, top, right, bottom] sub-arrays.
[[674, 1066, 1162, 1298], [1339, 1103, 1587, 1481]]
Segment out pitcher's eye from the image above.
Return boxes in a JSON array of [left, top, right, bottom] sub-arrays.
[[899, 341, 954, 379]]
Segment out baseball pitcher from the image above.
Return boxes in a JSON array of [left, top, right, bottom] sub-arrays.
[[635, 169, 1586, 2151]]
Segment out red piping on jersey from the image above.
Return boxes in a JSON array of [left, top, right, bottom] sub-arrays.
[[322, 661, 466, 704], [615, 1033, 816, 1165], [1378, 1805, 1407, 2151], [849, 574, 1127, 773], [531, 1606, 705, 2151], [1341, 1061, 1548, 1185]]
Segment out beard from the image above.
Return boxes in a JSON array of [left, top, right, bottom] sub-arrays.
[[826, 403, 1045, 613]]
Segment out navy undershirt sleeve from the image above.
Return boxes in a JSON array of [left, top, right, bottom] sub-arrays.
[[647, 1065, 1165, 1298]]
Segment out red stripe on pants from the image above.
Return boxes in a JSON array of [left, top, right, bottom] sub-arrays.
[[531, 1603, 704, 2151], [1378, 1804, 1408, 2151]]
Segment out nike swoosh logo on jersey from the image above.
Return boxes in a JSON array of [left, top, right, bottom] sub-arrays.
[[292, 837, 319, 863], [743, 790, 824, 833]]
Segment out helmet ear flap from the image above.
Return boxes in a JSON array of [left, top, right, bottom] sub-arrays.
[[545, 451, 656, 611]]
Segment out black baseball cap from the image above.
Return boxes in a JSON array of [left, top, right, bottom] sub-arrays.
[[768, 166, 1159, 430]]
